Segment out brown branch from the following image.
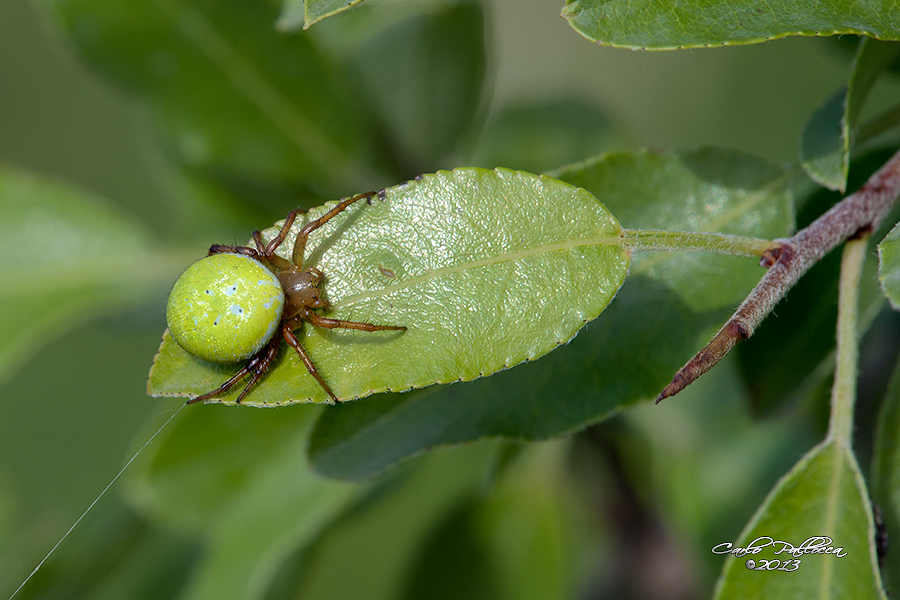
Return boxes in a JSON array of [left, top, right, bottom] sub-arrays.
[[657, 149, 900, 403]]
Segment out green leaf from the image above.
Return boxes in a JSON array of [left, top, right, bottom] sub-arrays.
[[148, 168, 630, 405], [561, 0, 900, 50], [871, 356, 900, 590], [802, 91, 848, 191], [308, 277, 725, 480], [128, 403, 359, 600], [306, 148, 795, 480], [45, 0, 372, 196], [713, 440, 885, 599], [802, 39, 900, 192], [291, 0, 365, 29], [553, 148, 794, 311], [0, 165, 175, 384], [879, 221, 900, 311], [276, 0, 306, 31]]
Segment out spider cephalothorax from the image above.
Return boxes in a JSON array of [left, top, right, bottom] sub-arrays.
[[165, 192, 406, 404]]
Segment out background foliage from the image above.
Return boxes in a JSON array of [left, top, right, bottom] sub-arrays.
[[1, 0, 900, 598]]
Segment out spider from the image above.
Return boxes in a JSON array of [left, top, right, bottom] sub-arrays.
[[165, 191, 406, 404]]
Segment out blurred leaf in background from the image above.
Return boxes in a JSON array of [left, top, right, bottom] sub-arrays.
[[0, 166, 180, 384], [47, 0, 373, 207]]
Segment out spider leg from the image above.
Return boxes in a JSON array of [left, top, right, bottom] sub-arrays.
[[292, 191, 376, 268], [234, 338, 281, 403], [305, 311, 407, 332], [264, 208, 306, 258], [208, 244, 261, 260], [254, 230, 291, 270], [186, 335, 281, 404], [282, 324, 339, 402], [186, 366, 253, 405], [252, 230, 266, 254]]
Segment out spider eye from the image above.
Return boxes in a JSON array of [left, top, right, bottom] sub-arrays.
[[166, 253, 285, 363], [308, 267, 324, 285]]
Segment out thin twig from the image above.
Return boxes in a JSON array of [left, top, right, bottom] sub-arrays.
[[657, 149, 900, 403]]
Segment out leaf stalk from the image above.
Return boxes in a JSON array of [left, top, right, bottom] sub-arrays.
[[829, 237, 868, 447], [621, 229, 780, 258]]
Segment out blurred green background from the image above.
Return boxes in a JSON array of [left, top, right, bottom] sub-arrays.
[[1, 0, 898, 597]]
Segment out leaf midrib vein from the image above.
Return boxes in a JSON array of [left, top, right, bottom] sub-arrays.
[[818, 442, 843, 599], [157, 0, 346, 170], [333, 233, 626, 309]]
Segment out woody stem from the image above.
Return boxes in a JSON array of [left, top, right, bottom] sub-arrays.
[[657, 148, 900, 403]]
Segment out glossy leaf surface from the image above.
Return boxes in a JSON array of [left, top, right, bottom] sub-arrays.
[[562, 0, 900, 49], [801, 39, 900, 192], [308, 148, 795, 480], [148, 168, 630, 405], [714, 441, 885, 599], [290, 0, 364, 29], [0, 165, 175, 383]]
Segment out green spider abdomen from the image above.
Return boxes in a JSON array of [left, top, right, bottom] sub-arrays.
[[166, 253, 285, 364]]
